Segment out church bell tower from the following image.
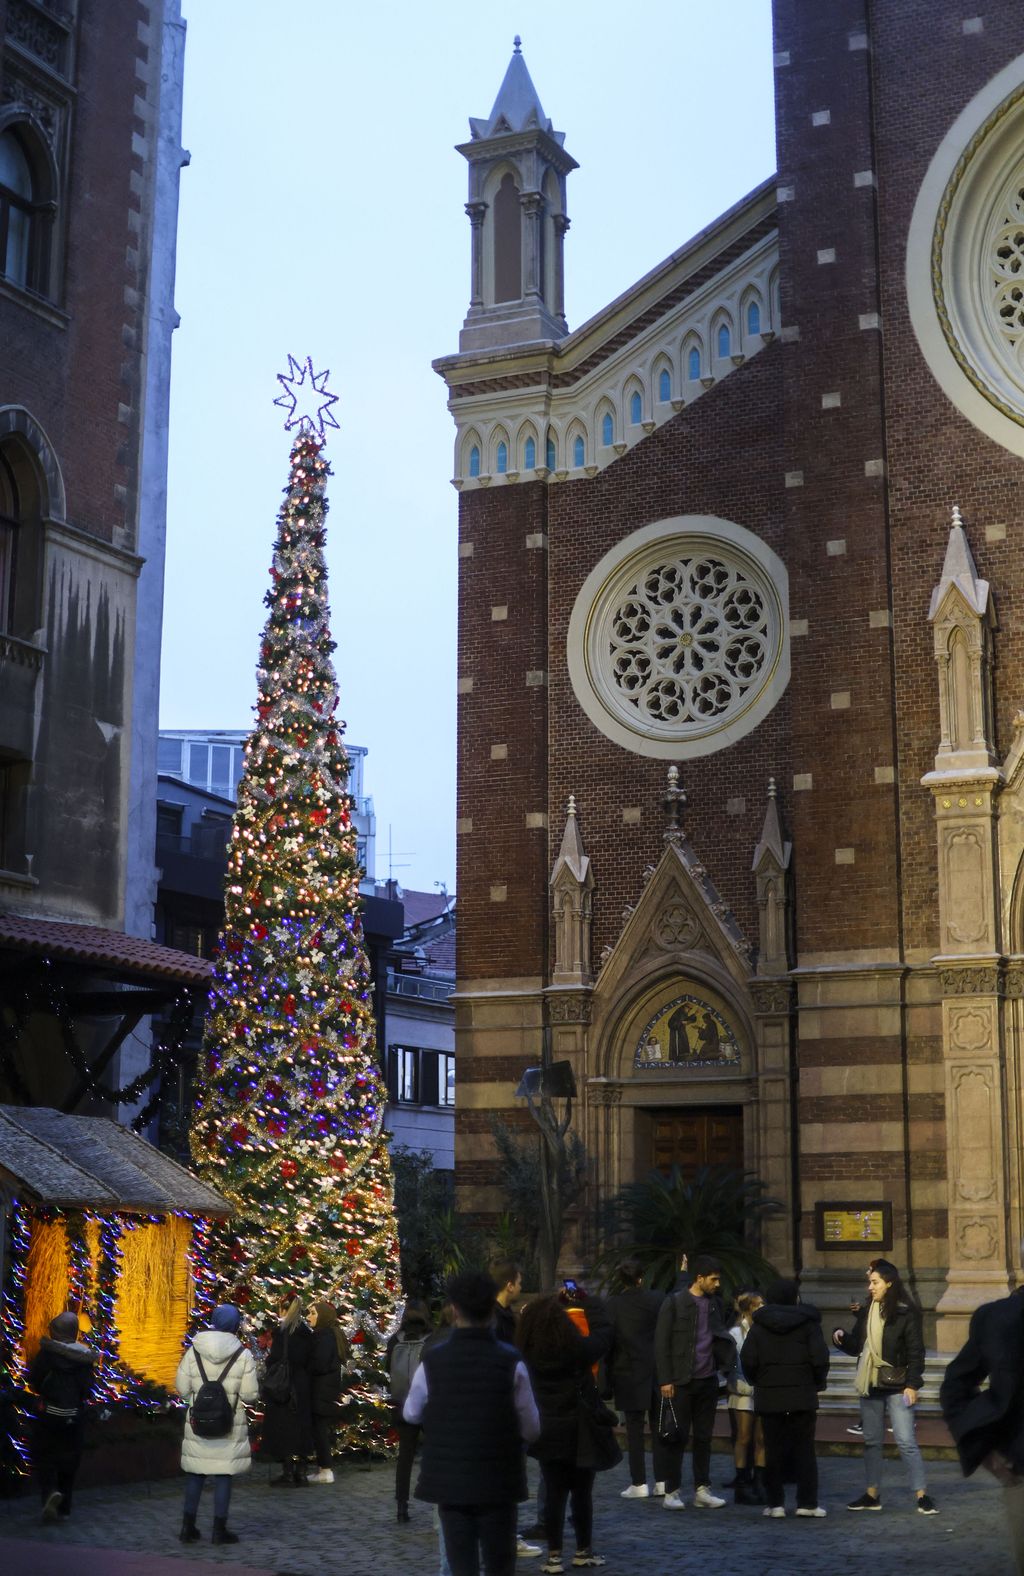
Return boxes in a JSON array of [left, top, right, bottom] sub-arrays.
[[458, 37, 577, 353]]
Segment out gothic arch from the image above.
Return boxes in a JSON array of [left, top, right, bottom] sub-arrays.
[[0, 406, 65, 519]]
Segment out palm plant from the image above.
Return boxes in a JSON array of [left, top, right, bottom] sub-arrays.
[[596, 1165, 782, 1297]]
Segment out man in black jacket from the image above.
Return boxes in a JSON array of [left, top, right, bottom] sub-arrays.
[[740, 1278, 829, 1517], [654, 1254, 732, 1511], [941, 1284, 1024, 1572], [28, 1310, 96, 1522], [607, 1258, 666, 1497], [404, 1270, 540, 1576]]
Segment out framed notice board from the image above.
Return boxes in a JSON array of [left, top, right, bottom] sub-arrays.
[[814, 1201, 893, 1253]]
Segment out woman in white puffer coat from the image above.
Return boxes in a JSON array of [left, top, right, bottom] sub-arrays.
[[174, 1304, 259, 1545]]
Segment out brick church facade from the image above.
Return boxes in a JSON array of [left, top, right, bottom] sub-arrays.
[[435, 4, 1024, 1347]]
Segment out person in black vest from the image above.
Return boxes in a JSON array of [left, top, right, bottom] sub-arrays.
[[404, 1270, 539, 1576], [28, 1310, 96, 1522], [740, 1278, 829, 1519], [262, 1292, 315, 1485], [606, 1258, 666, 1499], [941, 1280, 1024, 1571]]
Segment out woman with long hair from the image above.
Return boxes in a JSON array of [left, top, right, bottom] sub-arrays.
[[518, 1288, 619, 1575], [727, 1290, 766, 1504], [307, 1301, 346, 1484], [262, 1292, 314, 1486], [832, 1259, 937, 1515]]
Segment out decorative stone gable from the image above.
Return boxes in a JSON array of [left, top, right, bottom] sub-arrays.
[[752, 779, 792, 977], [927, 505, 996, 775], [550, 795, 594, 987]]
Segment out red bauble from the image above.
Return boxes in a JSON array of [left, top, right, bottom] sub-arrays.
[[282, 995, 296, 1017], [351, 1330, 366, 1346], [311, 1080, 326, 1099], [234, 1024, 247, 1041], [329, 1154, 347, 1174], [280, 1159, 298, 1180], [265, 1079, 282, 1100], [342, 1194, 358, 1210], [310, 809, 327, 827], [346, 1239, 360, 1257], [301, 1038, 319, 1054], [236, 1287, 251, 1305], [340, 810, 351, 827], [288, 1244, 308, 1264], [229, 1122, 248, 1145], [267, 1118, 287, 1138], [252, 921, 268, 941], [372, 1185, 385, 1199]]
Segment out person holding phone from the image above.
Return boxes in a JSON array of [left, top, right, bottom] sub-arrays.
[[832, 1260, 937, 1515]]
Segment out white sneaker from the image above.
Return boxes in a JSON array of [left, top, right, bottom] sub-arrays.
[[517, 1538, 542, 1558], [693, 1485, 726, 1509], [310, 1468, 334, 1484], [763, 1506, 786, 1518], [652, 1481, 666, 1497], [663, 1491, 686, 1510], [620, 1483, 650, 1499], [795, 1507, 827, 1518]]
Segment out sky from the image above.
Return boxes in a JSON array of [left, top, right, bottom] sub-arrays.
[[159, 0, 777, 895]]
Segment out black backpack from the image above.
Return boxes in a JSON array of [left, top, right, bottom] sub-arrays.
[[189, 1345, 243, 1439], [261, 1330, 293, 1407]]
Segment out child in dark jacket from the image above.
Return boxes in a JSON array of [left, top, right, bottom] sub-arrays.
[[28, 1310, 96, 1522], [740, 1279, 829, 1519]]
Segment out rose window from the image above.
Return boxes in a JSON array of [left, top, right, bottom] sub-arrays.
[[567, 519, 789, 760], [607, 554, 770, 728]]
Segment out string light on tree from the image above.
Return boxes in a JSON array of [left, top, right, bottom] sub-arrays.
[[191, 359, 401, 1451]]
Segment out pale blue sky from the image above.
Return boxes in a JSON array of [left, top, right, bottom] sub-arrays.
[[159, 1, 776, 893]]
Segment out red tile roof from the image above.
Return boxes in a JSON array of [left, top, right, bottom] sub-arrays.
[[0, 913, 213, 985]]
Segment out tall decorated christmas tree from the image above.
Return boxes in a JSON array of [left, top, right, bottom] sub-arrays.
[[191, 357, 401, 1450]]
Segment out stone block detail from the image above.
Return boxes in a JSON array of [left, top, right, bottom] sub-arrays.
[[491, 604, 508, 621], [830, 691, 851, 709], [864, 457, 885, 477], [525, 811, 548, 829], [490, 743, 508, 760], [869, 609, 891, 628], [859, 312, 881, 330], [986, 523, 1006, 542], [489, 883, 508, 903], [794, 773, 813, 791], [822, 391, 841, 408], [826, 539, 847, 556], [811, 110, 831, 126], [457, 676, 474, 694], [835, 847, 856, 864], [817, 247, 836, 264], [785, 470, 804, 488], [791, 618, 809, 636], [525, 670, 547, 688], [962, 16, 983, 33], [622, 807, 641, 825], [456, 817, 473, 834], [458, 541, 474, 558], [853, 170, 877, 188], [525, 532, 548, 550], [726, 796, 746, 815], [874, 766, 895, 784]]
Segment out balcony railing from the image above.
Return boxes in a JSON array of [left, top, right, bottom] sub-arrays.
[[386, 970, 454, 1003]]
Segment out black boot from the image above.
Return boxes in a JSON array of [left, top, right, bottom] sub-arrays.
[[179, 1512, 201, 1544], [735, 1467, 761, 1506], [397, 1501, 411, 1524], [211, 1518, 239, 1545], [292, 1459, 308, 1486], [751, 1466, 768, 1505]]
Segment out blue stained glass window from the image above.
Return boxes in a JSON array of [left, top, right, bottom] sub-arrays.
[[602, 412, 613, 446], [630, 392, 642, 424], [718, 323, 731, 358], [524, 436, 536, 469], [688, 347, 701, 380], [496, 441, 508, 474], [659, 369, 671, 401], [469, 445, 480, 477], [747, 300, 761, 336], [546, 435, 556, 469], [573, 435, 585, 468]]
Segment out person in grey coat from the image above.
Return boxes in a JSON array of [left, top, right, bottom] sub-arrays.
[[606, 1258, 667, 1498], [175, 1304, 259, 1545]]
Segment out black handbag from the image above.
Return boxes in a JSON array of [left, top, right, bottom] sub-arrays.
[[261, 1330, 294, 1407], [578, 1379, 617, 1430], [877, 1363, 908, 1391], [657, 1396, 681, 1445]]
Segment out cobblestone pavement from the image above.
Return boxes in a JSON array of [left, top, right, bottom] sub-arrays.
[[0, 1453, 1017, 1576]]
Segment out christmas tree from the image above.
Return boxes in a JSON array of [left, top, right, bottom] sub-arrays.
[[191, 358, 401, 1451]]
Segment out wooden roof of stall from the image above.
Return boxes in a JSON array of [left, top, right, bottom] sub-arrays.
[[0, 1106, 230, 1216]]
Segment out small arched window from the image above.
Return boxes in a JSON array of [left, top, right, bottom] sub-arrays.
[[546, 434, 556, 470], [468, 445, 481, 478], [0, 131, 34, 289], [629, 392, 642, 425], [687, 346, 701, 380], [496, 441, 508, 474], [0, 452, 18, 634], [746, 300, 761, 336], [573, 435, 585, 468], [524, 436, 536, 470], [658, 369, 671, 402], [717, 322, 731, 358], [601, 412, 613, 446]]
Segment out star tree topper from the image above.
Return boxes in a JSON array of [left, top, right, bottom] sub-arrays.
[[274, 354, 340, 437]]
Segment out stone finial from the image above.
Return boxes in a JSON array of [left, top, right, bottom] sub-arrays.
[[768, 776, 777, 800], [662, 764, 687, 841], [513, 33, 522, 52], [567, 793, 576, 818], [951, 502, 963, 529]]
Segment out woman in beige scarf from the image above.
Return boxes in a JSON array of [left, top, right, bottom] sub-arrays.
[[832, 1261, 936, 1516]]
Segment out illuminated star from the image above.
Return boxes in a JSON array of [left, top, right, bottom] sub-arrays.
[[274, 354, 340, 437]]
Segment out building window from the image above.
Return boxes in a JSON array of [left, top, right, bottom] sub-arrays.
[[546, 434, 556, 469], [573, 435, 585, 468], [601, 412, 613, 446], [629, 391, 642, 424], [524, 435, 536, 469], [496, 440, 508, 474], [211, 744, 233, 796], [438, 1053, 455, 1106], [156, 802, 183, 839], [0, 453, 18, 634], [469, 445, 481, 478], [388, 1046, 420, 1104], [188, 743, 210, 786], [493, 171, 522, 302], [658, 369, 671, 401], [717, 322, 731, 358], [158, 736, 184, 775], [687, 346, 701, 380], [747, 300, 761, 336], [0, 126, 50, 295]]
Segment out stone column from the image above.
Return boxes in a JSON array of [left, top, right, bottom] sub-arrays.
[[750, 979, 796, 1273], [552, 213, 570, 328], [520, 191, 543, 304], [465, 201, 487, 309]]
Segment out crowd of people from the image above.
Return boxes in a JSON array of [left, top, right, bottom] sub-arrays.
[[20, 1250, 1024, 1574]]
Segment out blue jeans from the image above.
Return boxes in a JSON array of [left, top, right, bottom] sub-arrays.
[[183, 1472, 232, 1519], [860, 1393, 926, 1494]]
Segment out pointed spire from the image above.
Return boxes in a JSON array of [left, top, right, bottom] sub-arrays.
[[553, 793, 588, 882], [468, 40, 564, 143], [929, 503, 990, 620], [752, 777, 790, 873]]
